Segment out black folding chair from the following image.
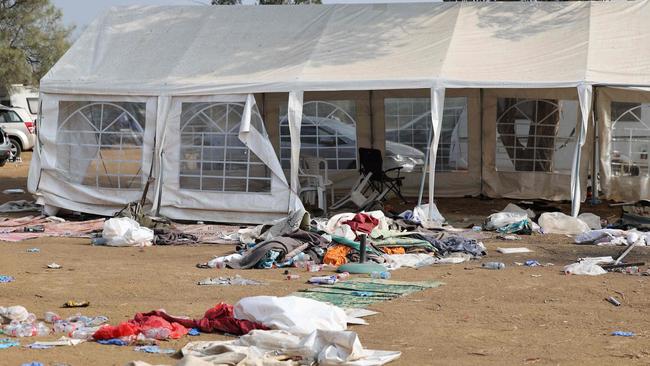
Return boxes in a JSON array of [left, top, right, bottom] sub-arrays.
[[358, 148, 408, 204]]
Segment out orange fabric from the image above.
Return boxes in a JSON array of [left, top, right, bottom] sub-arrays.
[[382, 247, 406, 255], [323, 244, 352, 266]]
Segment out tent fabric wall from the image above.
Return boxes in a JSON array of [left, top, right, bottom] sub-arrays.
[[157, 94, 291, 224], [32, 93, 157, 216], [30, 2, 650, 221], [481, 88, 591, 201], [597, 87, 650, 202]]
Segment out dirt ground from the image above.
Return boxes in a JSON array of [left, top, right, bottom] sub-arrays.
[[2, 153, 650, 366]]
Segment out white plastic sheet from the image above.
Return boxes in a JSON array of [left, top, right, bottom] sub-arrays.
[[538, 212, 589, 235], [102, 217, 153, 247], [233, 296, 348, 336]]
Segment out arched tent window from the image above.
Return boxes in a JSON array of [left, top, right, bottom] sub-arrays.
[[279, 100, 357, 171], [179, 102, 271, 193], [56, 101, 146, 189], [495, 98, 577, 173], [384, 97, 468, 171], [610, 102, 650, 177]]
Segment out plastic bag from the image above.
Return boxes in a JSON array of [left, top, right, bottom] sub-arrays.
[[484, 212, 528, 231], [578, 213, 602, 230], [233, 296, 348, 335], [102, 217, 153, 247], [563, 262, 607, 276], [538, 212, 590, 235]]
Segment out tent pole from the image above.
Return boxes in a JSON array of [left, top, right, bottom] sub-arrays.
[[590, 88, 600, 205]]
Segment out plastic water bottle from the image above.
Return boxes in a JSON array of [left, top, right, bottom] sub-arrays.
[[482, 262, 505, 270], [308, 275, 337, 285], [370, 271, 391, 279], [44, 311, 61, 323], [91, 237, 108, 246], [143, 327, 171, 340]]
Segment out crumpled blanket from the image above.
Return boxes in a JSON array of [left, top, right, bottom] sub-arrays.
[[412, 234, 486, 257], [229, 229, 329, 269], [342, 213, 379, 235], [128, 329, 400, 366], [141, 304, 268, 336], [153, 229, 199, 245]]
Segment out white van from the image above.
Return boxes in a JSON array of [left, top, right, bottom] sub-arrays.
[[0, 84, 39, 121]]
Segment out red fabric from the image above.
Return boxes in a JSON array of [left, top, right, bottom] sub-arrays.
[[92, 303, 266, 340], [93, 322, 140, 340], [142, 303, 268, 336], [343, 213, 379, 234]]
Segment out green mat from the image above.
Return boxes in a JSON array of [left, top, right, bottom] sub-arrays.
[[292, 278, 443, 308]]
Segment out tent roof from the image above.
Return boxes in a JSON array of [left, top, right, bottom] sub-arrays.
[[41, 1, 650, 95]]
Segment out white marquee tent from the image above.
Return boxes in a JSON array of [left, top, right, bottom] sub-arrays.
[[29, 1, 650, 223]]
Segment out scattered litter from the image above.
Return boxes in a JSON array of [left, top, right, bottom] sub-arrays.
[[2, 188, 25, 195], [285, 274, 300, 280], [525, 260, 541, 267], [577, 256, 614, 265], [20, 363, 44, 366], [563, 262, 607, 276], [188, 328, 200, 336], [497, 247, 532, 254], [0, 275, 14, 283], [370, 271, 391, 279], [27, 337, 85, 348], [611, 331, 635, 337], [134, 345, 175, 354], [606, 297, 621, 306], [578, 213, 602, 230], [0, 338, 19, 349], [531, 274, 542, 278], [308, 275, 338, 285], [47, 263, 62, 269], [23, 225, 44, 233], [497, 234, 521, 241], [197, 275, 264, 286], [26, 248, 40, 253], [482, 262, 505, 270], [97, 339, 129, 346], [62, 301, 90, 308]]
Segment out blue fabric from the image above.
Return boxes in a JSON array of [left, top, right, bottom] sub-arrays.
[[134, 345, 175, 354], [188, 328, 200, 336], [97, 339, 128, 346], [255, 250, 281, 269]]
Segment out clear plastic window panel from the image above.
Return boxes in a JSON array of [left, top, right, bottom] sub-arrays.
[[179, 102, 271, 193], [384, 97, 468, 172], [279, 100, 358, 170], [610, 102, 650, 177], [495, 98, 578, 173], [56, 101, 145, 189]]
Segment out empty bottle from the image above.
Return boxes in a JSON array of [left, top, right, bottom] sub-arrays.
[[308, 275, 337, 285], [143, 327, 171, 340], [482, 262, 506, 270], [91, 237, 108, 246], [370, 271, 391, 279]]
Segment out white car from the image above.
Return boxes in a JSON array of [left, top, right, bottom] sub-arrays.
[[0, 105, 35, 161]]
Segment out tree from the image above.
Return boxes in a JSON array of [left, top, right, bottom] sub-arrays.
[[0, 0, 72, 93], [212, 0, 321, 5]]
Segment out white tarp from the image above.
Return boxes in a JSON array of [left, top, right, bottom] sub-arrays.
[[40, 2, 650, 95]]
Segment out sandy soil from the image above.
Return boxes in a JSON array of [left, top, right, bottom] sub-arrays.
[[1, 154, 650, 366]]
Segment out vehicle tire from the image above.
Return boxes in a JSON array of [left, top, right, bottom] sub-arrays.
[[9, 138, 21, 161]]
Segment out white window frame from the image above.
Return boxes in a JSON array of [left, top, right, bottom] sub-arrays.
[[495, 98, 577, 174], [179, 101, 272, 193], [384, 97, 468, 172], [610, 102, 650, 177], [279, 100, 358, 171], [56, 100, 149, 189]]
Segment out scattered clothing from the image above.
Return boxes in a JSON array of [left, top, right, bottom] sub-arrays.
[[197, 275, 264, 286], [323, 244, 352, 266], [153, 229, 198, 245], [136, 304, 268, 336], [229, 229, 329, 269], [134, 345, 176, 354], [413, 234, 486, 257], [97, 339, 129, 346], [342, 213, 379, 234], [382, 247, 406, 255], [94, 313, 189, 340]]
